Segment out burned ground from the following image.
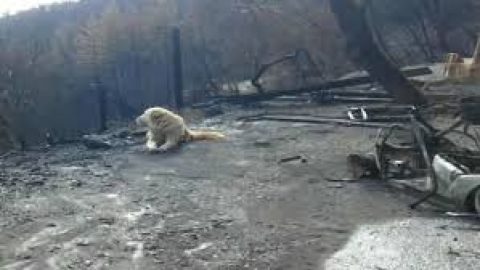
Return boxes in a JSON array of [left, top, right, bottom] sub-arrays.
[[1, 104, 480, 270]]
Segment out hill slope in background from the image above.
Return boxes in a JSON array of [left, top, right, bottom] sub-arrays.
[[0, 0, 478, 150]]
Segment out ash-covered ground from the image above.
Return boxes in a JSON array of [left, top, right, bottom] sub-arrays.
[[1, 104, 480, 270]]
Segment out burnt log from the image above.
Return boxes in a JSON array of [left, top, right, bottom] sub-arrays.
[[214, 66, 431, 104]]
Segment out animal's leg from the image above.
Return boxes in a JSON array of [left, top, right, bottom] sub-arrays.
[[145, 131, 159, 152], [158, 133, 181, 152], [146, 139, 158, 152]]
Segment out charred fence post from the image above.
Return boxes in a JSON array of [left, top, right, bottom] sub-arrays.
[[172, 27, 184, 109], [93, 80, 107, 133]]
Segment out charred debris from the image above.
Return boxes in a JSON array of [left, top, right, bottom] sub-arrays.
[[189, 40, 480, 215], [72, 46, 480, 215], [32, 31, 480, 216]]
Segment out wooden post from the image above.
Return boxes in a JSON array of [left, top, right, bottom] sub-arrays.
[[172, 27, 184, 109], [472, 36, 480, 65]]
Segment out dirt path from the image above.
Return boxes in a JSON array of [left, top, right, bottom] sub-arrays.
[[1, 105, 479, 269]]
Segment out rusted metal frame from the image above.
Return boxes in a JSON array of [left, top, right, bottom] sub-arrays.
[[374, 124, 412, 180], [410, 115, 438, 209]]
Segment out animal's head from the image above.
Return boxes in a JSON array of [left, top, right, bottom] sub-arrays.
[[136, 107, 171, 128]]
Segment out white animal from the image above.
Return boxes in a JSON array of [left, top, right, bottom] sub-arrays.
[[136, 107, 225, 152]]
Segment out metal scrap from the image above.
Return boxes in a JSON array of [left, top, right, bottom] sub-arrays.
[[347, 105, 415, 122], [242, 115, 403, 128], [278, 155, 308, 164], [347, 98, 480, 212]]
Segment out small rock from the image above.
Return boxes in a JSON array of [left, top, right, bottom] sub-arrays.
[[437, 225, 448, 230], [254, 140, 272, 148], [75, 239, 91, 247], [30, 166, 42, 173], [26, 178, 46, 186], [154, 259, 164, 264], [98, 217, 115, 225], [18, 253, 32, 260], [327, 183, 344, 189], [448, 247, 461, 257], [82, 135, 112, 150], [70, 180, 83, 187], [96, 252, 109, 258], [254, 246, 267, 254], [93, 171, 108, 177], [84, 260, 93, 266], [48, 245, 61, 253], [45, 222, 57, 228]]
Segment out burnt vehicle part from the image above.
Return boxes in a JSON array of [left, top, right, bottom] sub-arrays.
[[432, 155, 480, 213], [351, 101, 480, 211]]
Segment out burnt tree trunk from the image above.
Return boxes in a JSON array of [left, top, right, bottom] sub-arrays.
[[95, 80, 107, 133], [172, 27, 184, 109], [329, 0, 427, 105]]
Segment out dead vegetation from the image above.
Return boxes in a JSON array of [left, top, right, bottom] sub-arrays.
[[1, 1, 480, 268]]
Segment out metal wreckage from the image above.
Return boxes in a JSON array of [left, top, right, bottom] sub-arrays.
[[347, 97, 480, 213], [203, 43, 480, 214], [230, 87, 480, 214]]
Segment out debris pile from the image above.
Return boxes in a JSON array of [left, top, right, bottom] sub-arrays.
[[210, 66, 431, 105], [348, 97, 480, 213], [443, 37, 480, 80]]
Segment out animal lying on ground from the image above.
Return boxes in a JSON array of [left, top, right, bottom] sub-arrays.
[[135, 107, 226, 152]]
